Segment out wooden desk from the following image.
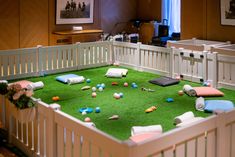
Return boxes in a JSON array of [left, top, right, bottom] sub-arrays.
[[52, 29, 103, 45]]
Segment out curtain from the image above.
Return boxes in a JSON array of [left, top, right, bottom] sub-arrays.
[[162, 0, 181, 35]]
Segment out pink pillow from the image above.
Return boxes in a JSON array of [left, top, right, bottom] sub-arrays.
[[193, 87, 224, 97], [13, 80, 32, 89], [129, 132, 161, 143]]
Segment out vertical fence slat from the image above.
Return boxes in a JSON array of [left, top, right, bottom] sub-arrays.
[[197, 135, 206, 157], [176, 144, 185, 157], [91, 144, 100, 157], [232, 123, 235, 157], [73, 132, 81, 157], [187, 139, 196, 157], [65, 129, 72, 157], [39, 115, 45, 156], [163, 148, 174, 157], [206, 131, 216, 157], [57, 125, 64, 157], [82, 139, 90, 157]]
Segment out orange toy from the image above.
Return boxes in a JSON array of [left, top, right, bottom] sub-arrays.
[[52, 96, 60, 101], [145, 106, 157, 113]]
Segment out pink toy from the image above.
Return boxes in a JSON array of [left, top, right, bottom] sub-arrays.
[[84, 117, 91, 122], [175, 75, 181, 80], [92, 92, 97, 98], [113, 93, 120, 99], [124, 82, 128, 87]]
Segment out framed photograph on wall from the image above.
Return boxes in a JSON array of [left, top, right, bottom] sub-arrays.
[[56, 0, 94, 24], [221, 0, 235, 25]]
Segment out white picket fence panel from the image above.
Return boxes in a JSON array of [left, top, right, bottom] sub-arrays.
[[0, 47, 38, 80]]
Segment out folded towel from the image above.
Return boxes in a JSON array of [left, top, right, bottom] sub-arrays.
[[176, 117, 204, 127], [195, 97, 205, 111], [67, 76, 85, 85], [183, 84, 197, 97], [131, 125, 163, 136], [83, 122, 96, 128], [174, 111, 195, 125], [27, 81, 44, 90]]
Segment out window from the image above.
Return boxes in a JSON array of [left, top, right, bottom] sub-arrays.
[[162, 0, 181, 35]]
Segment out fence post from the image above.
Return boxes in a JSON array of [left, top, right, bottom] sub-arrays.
[[202, 51, 208, 82], [136, 42, 142, 71], [47, 103, 61, 157], [37, 45, 43, 77], [169, 47, 175, 78], [212, 52, 218, 88], [215, 111, 227, 157], [178, 48, 184, 78], [110, 41, 115, 65], [76, 42, 82, 70]]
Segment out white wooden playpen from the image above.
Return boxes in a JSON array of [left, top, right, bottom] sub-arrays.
[[0, 41, 235, 157]]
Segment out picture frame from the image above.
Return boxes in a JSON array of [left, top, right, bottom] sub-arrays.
[[221, 0, 235, 25], [56, 0, 94, 24]]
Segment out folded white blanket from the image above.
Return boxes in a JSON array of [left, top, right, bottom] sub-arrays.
[[0, 80, 8, 84], [195, 97, 205, 111], [27, 81, 44, 90], [176, 117, 204, 127], [174, 111, 194, 125], [183, 84, 197, 97], [105, 68, 128, 78], [131, 125, 163, 136], [67, 76, 85, 85]]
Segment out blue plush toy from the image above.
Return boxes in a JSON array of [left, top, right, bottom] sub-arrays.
[[166, 98, 174, 102], [96, 84, 101, 88], [95, 107, 101, 113], [119, 92, 124, 98], [131, 83, 138, 88], [101, 83, 105, 88]]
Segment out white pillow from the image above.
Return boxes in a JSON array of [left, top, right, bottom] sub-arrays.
[[105, 68, 128, 77], [67, 76, 85, 85]]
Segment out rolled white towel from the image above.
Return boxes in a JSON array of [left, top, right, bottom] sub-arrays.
[[27, 81, 44, 90], [131, 125, 163, 136], [67, 76, 85, 85], [174, 111, 195, 125], [176, 117, 204, 127], [183, 84, 197, 97], [195, 97, 205, 111]]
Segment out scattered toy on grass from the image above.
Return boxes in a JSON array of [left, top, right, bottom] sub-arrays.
[[52, 96, 60, 101], [92, 92, 97, 98], [141, 87, 155, 92], [82, 111, 87, 115], [113, 93, 121, 99], [113, 62, 120, 66], [86, 79, 91, 83], [131, 82, 138, 88], [166, 98, 174, 102], [95, 107, 101, 113], [84, 117, 91, 122], [119, 92, 124, 98], [92, 87, 97, 92], [145, 106, 157, 113], [112, 82, 118, 86], [123, 82, 128, 87], [98, 87, 103, 92], [108, 115, 119, 120], [79, 107, 93, 113], [175, 75, 181, 80], [101, 83, 105, 88], [178, 90, 184, 96], [96, 84, 101, 88], [203, 81, 211, 87], [81, 86, 91, 90]]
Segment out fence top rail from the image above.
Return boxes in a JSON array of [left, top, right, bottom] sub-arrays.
[[113, 41, 139, 49], [211, 44, 235, 56], [0, 47, 38, 55], [127, 115, 217, 157], [140, 44, 171, 53]]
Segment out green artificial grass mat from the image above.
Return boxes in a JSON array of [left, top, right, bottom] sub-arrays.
[[26, 66, 235, 140]]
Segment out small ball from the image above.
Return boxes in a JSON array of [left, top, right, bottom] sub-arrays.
[[132, 84, 138, 88], [178, 90, 184, 96], [175, 75, 181, 80], [101, 83, 105, 88], [96, 84, 101, 88], [92, 87, 97, 92], [86, 79, 91, 83], [124, 82, 128, 87], [82, 111, 87, 115], [131, 82, 136, 86], [98, 87, 103, 92], [119, 92, 124, 98], [84, 117, 91, 122], [114, 93, 120, 99], [95, 107, 100, 113], [92, 92, 97, 98]]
